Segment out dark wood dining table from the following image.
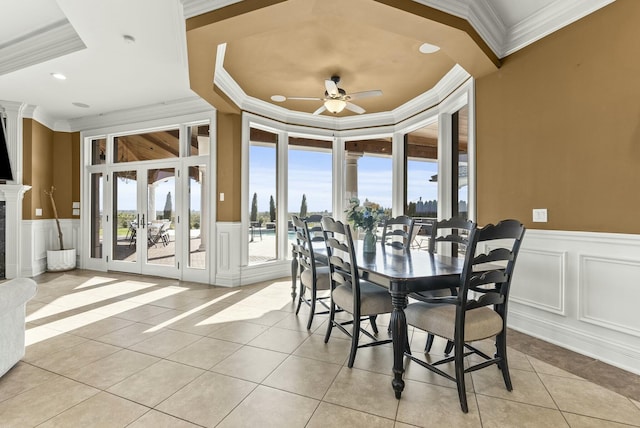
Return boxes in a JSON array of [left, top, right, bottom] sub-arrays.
[[357, 242, 465, 399], [291, 238, 465, 399]]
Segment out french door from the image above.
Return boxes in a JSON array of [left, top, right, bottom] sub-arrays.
[[109, 162, 178, 277]]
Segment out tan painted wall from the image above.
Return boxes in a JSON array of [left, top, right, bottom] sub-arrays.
[[476, 0, 640, 234], [216, 112, 242, 221], [22, 119, 80, 220]]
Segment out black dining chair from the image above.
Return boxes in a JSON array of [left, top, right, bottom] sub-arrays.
[[404, 219, 526, 413], [381, 215, 415, 250], [292, 215, 331, 330], [411, 217, 476, 354], [321, 216, 394, 368]]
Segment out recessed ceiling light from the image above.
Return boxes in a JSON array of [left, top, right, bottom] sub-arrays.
[[419, 43, 440, 54], [51, 73, 67, 80], [72, 102, 90, 108], [123, 34, 136, 44], [271, 95, 286, 102]]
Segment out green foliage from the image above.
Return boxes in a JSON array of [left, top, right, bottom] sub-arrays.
[[299, 194, 307, 218], [345, 197, 386, 232], [250, 192, 258, 222], [190, 212, 201, 229], [269, 195, 276, 222]]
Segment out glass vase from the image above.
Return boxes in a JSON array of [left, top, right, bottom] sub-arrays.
[[362, 229, 377, 253]]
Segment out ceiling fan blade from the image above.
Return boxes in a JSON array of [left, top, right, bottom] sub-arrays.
[[325, 80, 339, 97], [347, 90, 383, 100], [312, 105, 327, 115], [286, 96, 323, 101], [346, 102, 365, 114]]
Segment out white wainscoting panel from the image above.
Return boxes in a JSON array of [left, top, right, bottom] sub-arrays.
[[579, 255, 640, 337], [510, 248, 566, 315], [214, 221, 292, 287], [215, 222, 241, 287], [22, 218, 81, 276], [508, 229, 640, 375]]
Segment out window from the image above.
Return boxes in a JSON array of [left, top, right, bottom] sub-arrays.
[[187, 124, 210, 156], [345, 137, 392, 220], [248, 127, 278, 264], [90, 138, 106, 165], [405, 121, 439, 223], [114, 128, 180, 163]]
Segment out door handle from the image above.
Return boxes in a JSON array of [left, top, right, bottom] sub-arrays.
[[141, 214, 145, 228]]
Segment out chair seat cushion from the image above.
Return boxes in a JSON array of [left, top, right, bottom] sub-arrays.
[[405, 302, 503, 342], [300, 266, 331, 290], [332, 281, 393, 316]]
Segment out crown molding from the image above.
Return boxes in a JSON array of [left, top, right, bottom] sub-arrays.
[[215, 45, 470, 132], [411, 0, 504, 58], [503, 0, 616, 57], [65, 96, 214, 132], [468, 0, 507, 57], [0, 20, 85, 77], [182, 0, 243, 19]]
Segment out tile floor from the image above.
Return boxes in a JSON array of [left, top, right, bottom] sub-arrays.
[[1, 270, 640, 427]]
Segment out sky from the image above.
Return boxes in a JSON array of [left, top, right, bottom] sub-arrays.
[[249, 146, 440, 214], [115, 175, 201, 212]]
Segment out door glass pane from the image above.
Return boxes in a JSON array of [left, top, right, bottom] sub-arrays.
[[90, 172, 103, 259], [249, 127, 277, 264], [114, 129, 179, 163], [188, 124, 210, 156], [147, 168, 175, 266], [113, 171, 137, 262], [344, 137, 392, 234], [189, 165, 206, 269], [405, 121, 439, 249], [288, 136, 332, 248]]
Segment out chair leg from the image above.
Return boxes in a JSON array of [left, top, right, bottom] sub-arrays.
[[307, 287, 317, 330], [496, 332, 513, 391], [347, 314, 361, 368], [424, 333, 435, 353], [324, 299, 335, 344], [369, 315, 379, 334], [454, 339, 469, 413], [295, 285, 304, 315], [444, 340, 454, 355]]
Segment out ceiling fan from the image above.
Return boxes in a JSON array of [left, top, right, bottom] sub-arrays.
[[272, 76, 382, 115]]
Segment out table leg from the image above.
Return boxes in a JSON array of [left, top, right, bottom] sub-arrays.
[[390, 289, 408, 399], [291, 246, 298, 300]]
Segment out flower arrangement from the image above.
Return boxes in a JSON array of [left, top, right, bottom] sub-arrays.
[[345, 197, 386, 233]]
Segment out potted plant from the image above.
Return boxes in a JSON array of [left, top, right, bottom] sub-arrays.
[[44, 186, 76, 271]]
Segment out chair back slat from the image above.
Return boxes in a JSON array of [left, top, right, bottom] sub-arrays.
[[321, 216, 361, 302], [428, 217, 476, 255], [382, 215, 414, 250], [458, 219, 526, 315], [291, 215, 323, 281]]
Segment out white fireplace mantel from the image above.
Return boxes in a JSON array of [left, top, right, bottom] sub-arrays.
[[0, 184, 31, 278]]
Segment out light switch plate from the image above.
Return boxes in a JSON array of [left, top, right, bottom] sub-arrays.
[[219, 192, 225, 202], [533, 208, 548, 222], [35, 208, 42, 216]]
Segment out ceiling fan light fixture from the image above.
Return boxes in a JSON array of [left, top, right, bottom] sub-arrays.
[[324, 99, 346, 114]]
